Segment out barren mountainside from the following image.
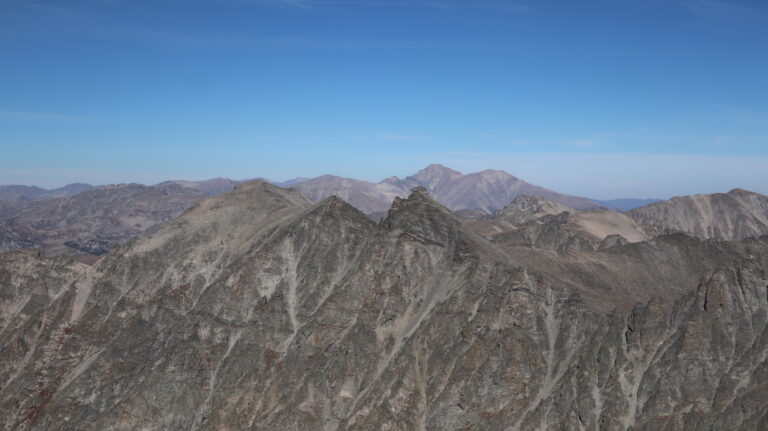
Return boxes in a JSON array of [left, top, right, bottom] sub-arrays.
[[0, 184, 94, 203], [627, 188, 768, 240], [465, 195, 648, 251], [1, 181, 767, 430], [157, 178, 239, 196], [406, 165, 603, 212], [0, 183, 208, 258], [2, 173, 767, 268]]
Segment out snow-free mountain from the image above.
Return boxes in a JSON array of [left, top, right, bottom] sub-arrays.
[[1, 166, 768, 262], [2, 181, 767, 430], [290, 164, 603, 214]]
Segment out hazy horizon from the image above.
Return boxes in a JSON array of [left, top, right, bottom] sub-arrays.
[[2, 0, 767, 199], [2, 158, 766, 201]]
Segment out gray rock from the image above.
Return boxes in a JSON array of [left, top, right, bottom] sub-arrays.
[[0, 181, 767, 430]]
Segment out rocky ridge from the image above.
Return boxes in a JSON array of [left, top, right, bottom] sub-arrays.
[[0, 184, 94, 203], [0, 166, 606, 259], [2, 175, 767, 269], [1, 181, 767, 429]]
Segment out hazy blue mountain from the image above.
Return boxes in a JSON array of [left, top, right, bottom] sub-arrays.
[[157, 178, 239, 196], [290, 164, 604, 214], [0, 183, 93, 202]]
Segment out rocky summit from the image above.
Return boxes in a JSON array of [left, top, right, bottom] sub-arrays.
[[1, 181, 768, 430]]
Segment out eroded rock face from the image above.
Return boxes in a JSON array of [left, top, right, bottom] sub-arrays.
[[1, 182, 768, 430]]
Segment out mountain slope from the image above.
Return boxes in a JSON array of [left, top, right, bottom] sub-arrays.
[[1, 183, 767, 430], [627, 188, 768, 240], [407, 165, 602, 211], [0, 183, 208, 257], [465, 194, 648, 251], [3, 176, 767, 261], [157, 178, 239, 196]]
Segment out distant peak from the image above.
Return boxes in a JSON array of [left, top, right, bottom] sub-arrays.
[[183, 179, 311, 220], [417, 164, 462, 175], [409, 165, 464, 185], [315, 174, 344, 181], [233, 179, 285, 193]]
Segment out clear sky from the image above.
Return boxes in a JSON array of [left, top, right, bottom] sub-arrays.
[[1, 0, 767, 198]]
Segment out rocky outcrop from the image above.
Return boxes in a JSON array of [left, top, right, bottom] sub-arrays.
[[1, 182, 768, 429]]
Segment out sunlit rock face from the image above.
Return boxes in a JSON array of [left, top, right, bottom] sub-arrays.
[[627, 188, 768, 241], [1, 181, 768, 430]]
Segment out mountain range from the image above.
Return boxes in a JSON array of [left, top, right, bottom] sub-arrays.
[[0, 164, 612, 214], [1, 180, 767, 429], [0, 183, 209, 261], [0, 183, 94, 203], [289, 164, 603, 214], [1, 165, 768, 261]]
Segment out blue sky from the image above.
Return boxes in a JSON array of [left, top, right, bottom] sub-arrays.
[[1, 0, 767, 198]]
